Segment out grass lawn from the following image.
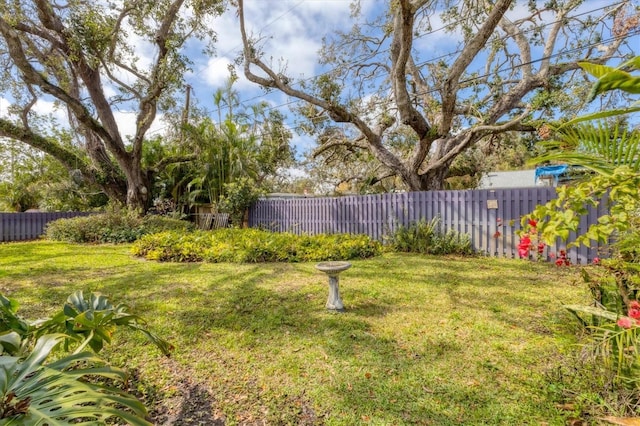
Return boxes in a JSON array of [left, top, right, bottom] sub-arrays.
[[0, 241, 591, 425]]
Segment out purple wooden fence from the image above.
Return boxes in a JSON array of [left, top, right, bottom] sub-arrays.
[[248, 188, 609, 264], [0, 212, 92, 242]]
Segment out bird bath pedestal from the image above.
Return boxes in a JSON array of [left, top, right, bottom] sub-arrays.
[[315, 261, 352, 312]]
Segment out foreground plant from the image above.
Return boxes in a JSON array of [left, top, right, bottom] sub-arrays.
[[524, 57, 640, 387], [0, 335, 151, 425], [37, 291, 173, 356], [0, 291, 171, 425]]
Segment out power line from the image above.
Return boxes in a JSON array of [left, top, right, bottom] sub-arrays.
[[189, 0, 306, 81], [150, 1, 634, 137], [260, 29, 640, 136], [220, 0, 628, 109]]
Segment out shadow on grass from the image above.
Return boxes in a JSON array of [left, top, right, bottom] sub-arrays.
[[2, 246, 577, 424], [159, 271, 504, 424]]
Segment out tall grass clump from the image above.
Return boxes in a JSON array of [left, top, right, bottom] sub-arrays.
[[45, 210, 195, 243], [387, 217, 474, 255]]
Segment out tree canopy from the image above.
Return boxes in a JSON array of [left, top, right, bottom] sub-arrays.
[[237, 0, 639, 191], [0, 0, 224, 211]]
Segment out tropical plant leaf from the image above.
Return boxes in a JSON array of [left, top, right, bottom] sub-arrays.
[[536, 121, 640, 175], [0, 332, 22, 355], [620, 56, 640, 71], [579, 57, 640, 100], [578, 61, 616, 79], [0, 334, 151, 425], [35, 291, 172, 357], [590, 71, 640, 99], [562, 106, 640, 126], [0, 295, 30, 337], [563, 304, 619, 322]]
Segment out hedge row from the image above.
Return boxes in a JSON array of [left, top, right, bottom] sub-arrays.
[[45, 212, 195, 244], [45, 212, 473, 263], [131, 228, 382, 263]]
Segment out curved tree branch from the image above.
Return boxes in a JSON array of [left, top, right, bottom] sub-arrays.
[[440, 0, 513, 135]]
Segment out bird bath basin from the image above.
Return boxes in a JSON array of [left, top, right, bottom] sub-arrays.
[[315, 261, 352, 312]]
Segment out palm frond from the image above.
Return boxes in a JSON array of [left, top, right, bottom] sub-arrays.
[[534, 121, 640, 176]]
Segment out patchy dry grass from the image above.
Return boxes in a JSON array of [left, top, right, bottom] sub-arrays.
[[0, 241, 590, 425]]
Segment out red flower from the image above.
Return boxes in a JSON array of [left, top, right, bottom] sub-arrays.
[[549, 252, 556, 258], [493, 231, 502, 238], [555, 259, 564, 267], [518, 235, 532, 258], [629, 308, 640, 320], [618, 317, 635, 329], [528, 219, 538, 228], [630, 301, 640, 310], [592, 257, 600, 264], [537, 242, 545, 254]]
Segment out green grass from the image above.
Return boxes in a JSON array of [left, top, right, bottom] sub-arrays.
[[0, 241, 591, 425]]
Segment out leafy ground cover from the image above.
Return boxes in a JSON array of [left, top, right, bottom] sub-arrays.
[[0, 241, 593, 425]]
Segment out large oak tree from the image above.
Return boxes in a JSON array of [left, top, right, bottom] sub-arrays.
[[0, 0, 223, 210], [237, 0, 638, 191]]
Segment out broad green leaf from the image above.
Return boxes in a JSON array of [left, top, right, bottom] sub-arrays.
[[0, 331, 21, 355], [0, 335, 152, 426], [561, 107, 640, 126], [620, 56, 640, 71], [590, 70, 640, 98], [578, 61, 616, 79]]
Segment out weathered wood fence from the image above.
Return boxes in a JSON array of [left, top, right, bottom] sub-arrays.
[[248, 188, 609, 264], [0, 212, 92, 242]]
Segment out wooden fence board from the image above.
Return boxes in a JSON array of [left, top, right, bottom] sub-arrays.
[[1, 212, 92, 242], [249, 188, 606, 262]]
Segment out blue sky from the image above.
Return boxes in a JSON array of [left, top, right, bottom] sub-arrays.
[[179, 0, 639, 157]]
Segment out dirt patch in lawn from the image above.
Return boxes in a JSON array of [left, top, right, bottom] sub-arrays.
[[138, 358, 320, 425]]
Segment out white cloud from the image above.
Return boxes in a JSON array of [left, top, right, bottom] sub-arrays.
[[202, 56, 235, 88], [198, 56, 256, 92], [113, 111, 167, 141], [193, 0, 356, 89], [33, 99, 68, 125], [290, 132, 315, 157], [0, 97, 10, 117]]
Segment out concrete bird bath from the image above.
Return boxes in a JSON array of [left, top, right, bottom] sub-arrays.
[[315, 261, 352, 312]]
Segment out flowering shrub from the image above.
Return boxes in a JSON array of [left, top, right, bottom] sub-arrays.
[[617, 301, 640, 329], [525, 57, 640, 392], [46, 210, 194, 243], [594, 300, 640, 387], [551, 250, 571, 267], [517, 219, 547, 260]]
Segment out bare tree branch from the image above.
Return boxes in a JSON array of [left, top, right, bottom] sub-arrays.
[[440, 0, 513, 135]]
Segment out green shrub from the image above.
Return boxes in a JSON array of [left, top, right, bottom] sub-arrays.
[[218, 177, 263, 226], [131, 228, 382, 263], [386, 217, 474, 256], [45, 211, 195, 243]]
